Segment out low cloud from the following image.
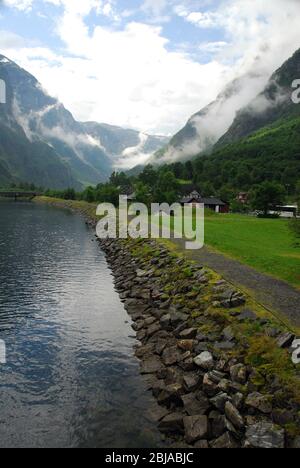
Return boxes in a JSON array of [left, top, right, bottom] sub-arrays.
[[1, 0, 300, 140]]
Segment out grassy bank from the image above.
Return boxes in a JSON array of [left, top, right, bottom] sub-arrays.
[[36, 197, 300, 288], [203, 214, 300, 289]]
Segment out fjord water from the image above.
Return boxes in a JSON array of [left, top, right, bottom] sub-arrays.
[[0, 202, 162, 448]]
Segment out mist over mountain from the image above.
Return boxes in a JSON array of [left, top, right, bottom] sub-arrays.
[[150, 47, 300, 166], [0, 55, 167, 189], [216, 48, 300, 147], [188, 48, 300, 196], [151, 70, 270, 164]]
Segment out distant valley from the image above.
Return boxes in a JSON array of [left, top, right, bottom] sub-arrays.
[[0, 55, 168, 189]]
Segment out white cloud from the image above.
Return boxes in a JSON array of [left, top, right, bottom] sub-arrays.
[[1, 0, 300, 137], [199, 41, 228, 54], [1, 12, 230, 134], [141, 0, 168, 16], [3, 0, 33, 11]]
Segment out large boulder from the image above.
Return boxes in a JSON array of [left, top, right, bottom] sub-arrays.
[[194, 352, 214, 370], [246, 393, 273, 414], [183, 415, 208, 444], [245, 422, 285, 449], [225, 402, 245, 430], [158, 413, 184, 434], [210, 432, 239, 449]]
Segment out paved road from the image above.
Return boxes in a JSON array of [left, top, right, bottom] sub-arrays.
[[172, 239, 300, 329]]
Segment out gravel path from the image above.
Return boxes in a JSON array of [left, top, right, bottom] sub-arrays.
[[172, 240, 300, 328]]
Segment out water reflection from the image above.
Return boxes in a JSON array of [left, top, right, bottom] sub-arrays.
[[0, 202, 163, 448]]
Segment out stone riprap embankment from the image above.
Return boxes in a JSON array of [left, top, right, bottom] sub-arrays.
[[98, 237, 300, 449], [36, 198, 300, 449]]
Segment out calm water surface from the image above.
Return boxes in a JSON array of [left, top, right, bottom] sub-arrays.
[[0, 202, 163, 448]]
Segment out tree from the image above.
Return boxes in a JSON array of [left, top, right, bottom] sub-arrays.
[[95, 184, 120, 205], [185, 161, 194, 181], [109, 171, 130, 187], [134, 182, 152, 206], [82, 186, 95, 203], [199, 182, 215, 197], [139, 165, 157, 187], [218, 186, 236, 204], [172, 162, 185, 179], [63, 188, 76, 200], [154, 171, 180, 204], [250, 181, 286, 215]]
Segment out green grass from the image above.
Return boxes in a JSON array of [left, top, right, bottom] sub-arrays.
[[204, 214, 300, 288], [38, 197, 300, 288]]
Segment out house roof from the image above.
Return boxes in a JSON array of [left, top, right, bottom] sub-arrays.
[[181, 192, 226, 206]]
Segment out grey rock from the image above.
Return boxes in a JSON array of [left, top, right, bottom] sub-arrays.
[[277, 332, 295, 349], [144, 316, 157, 326], [194, 440, 209, 449], [203, 374, 218, 397], [230, 364, 247, 384], [140, 357, 163, 374], [155, 340, 167, 356], [180, 328, 198, 340], [170, 310, 188, 327], [217, 379, 231, 393], [210, 432, 239, 449], [208, 370, 226, 384], [211, 393, 232, 412], [182, 393, 210, 416], [151, 379, 166, 397], [147, 322, 161, 337], [158, 413, 184, 434], [194, 343, 209, 353], [160, 314, 171, 329], [157, 383, 184, 406], [136, 269, 147, 277], [148, 405, 170, 422], [245, 422, 285, 449], [183, 415, 208, 444], [183, 374, 201, 392], [225, 401, 244, 430], [272, 409, 295, 426], [162, 345, 181, 366], [214, 341, 235, 351], [246, 392, 273, 414], [194, 352, 214, 370], [223, 326, 235, 342], [291, 436, 300, 449], [238, 309, 256, 322], [232, 393, 244, 410]]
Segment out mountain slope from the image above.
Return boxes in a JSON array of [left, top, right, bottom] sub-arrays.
[[0, 55, 167, 189], [216, 48, 300, 147], [152, 71, 270, 164], [190, 49, 300, 193]]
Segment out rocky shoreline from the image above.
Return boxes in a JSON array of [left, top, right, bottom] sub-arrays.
[[36, 198, 300, 449], [97, 236, 300, 449]]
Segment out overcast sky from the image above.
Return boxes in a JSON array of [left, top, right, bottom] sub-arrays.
[[0, 0, 299, 135]]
